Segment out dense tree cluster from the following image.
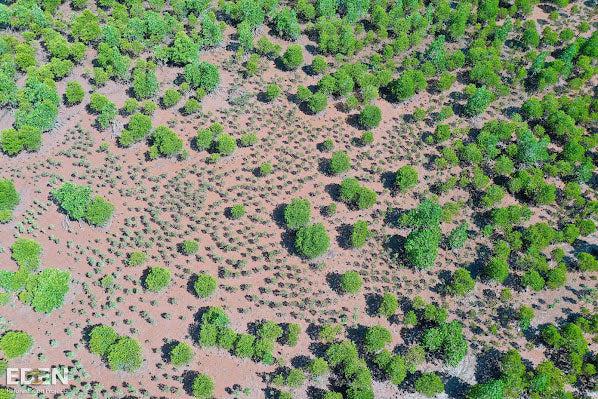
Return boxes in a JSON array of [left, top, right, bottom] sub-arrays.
[[339, 177, 377, 210], [401, 199, 443, 269], [197, 307, 291, 365], [88, 325, 143, 372], [52, 182, 114, 226]]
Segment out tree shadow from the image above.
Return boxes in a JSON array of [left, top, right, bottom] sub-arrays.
[[326, 272, 342, 295], [181, 370, 199, 396], [160, 340, 178, 363], [474, 347, 502, 383], [336, 223, 353, 249], [364, 293, 381, 317]]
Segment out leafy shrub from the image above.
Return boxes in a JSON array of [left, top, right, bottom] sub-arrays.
[[127, 251, 147, 267], [259, 162, 273, 176], [239, 133, 258, 147]]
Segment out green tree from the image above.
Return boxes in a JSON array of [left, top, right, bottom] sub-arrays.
[[518, 305, 534, 331], [307, 92, 328, 114], [11, 238, 42, 271], [0, 179, 19, 219], [64, 81, 84, 105], [464, 86, 494, 117], [295, 223, 330, 259], [329, 151, 351, 174], [169, 342, 193, 366], [215, 133, 237, 156], [467, 379, 505, 399], [169, 31, 199, 65], [281, 45, 303, 70], [162, 89, 182, 108], [351, 220, 369, 248], [340, 270, 362, 294], [395, 165, 418, 192], [149, 126, 183, 158], [274, 7, 300, 40], [0, 331, 33, 359], [264, 83, 281, 101], [107, 337, 143, 372], [447, 223, 468, 249], [192, 373, 214, 399], [577, 252, 597, 272], [415, 372, 444, 397], [284, 198, 311, 230], [144, 266, 171, 292], [52, 182, 91, 220], [364, 325, 392, 353], [71, 10, 101, 43], [234, 333, 255, 358], [89, 325, 119, 356], [358, 105, 382, 129], [194, 274, 217, 298], [20, 268, 70, 313], [484, 257, 509, 283], [308, 357, 329, 377], [448, 268, 475, 296], [184, 61, 220, 93], [84, 196, 114, 226], [405, 227, 441, 269], [378, 293, 398, 318]]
